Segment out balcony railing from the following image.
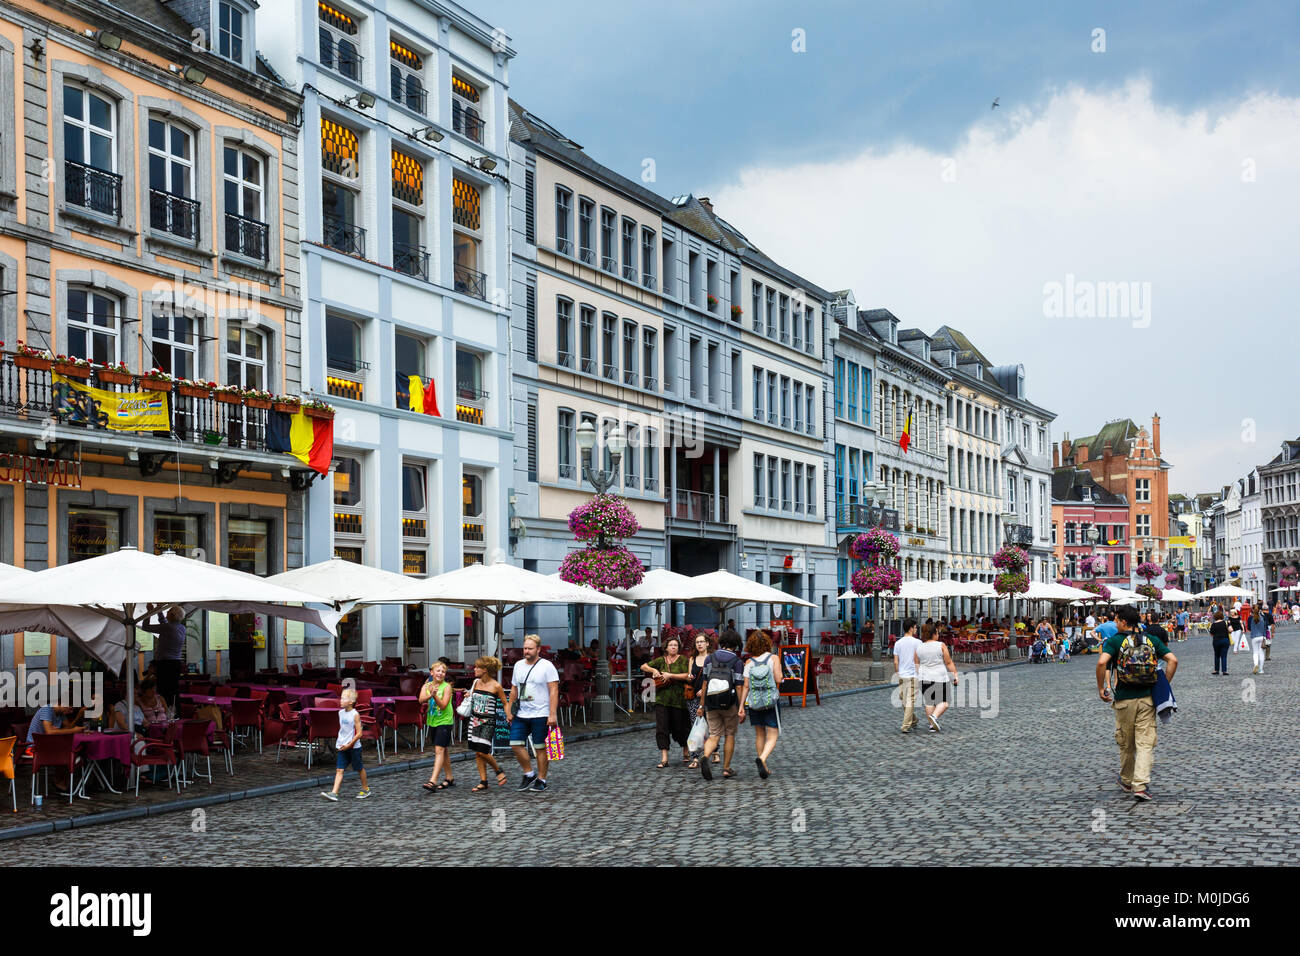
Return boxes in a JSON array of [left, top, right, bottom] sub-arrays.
[[149, 189, 200, 240], [643, 477, 658, 492], [324, 216, 366, 257], [557, 351, 573, 369], [601, 255, 617, 273], [621, 264, 637, 281], [623, 370, 638, 386], [64, 160, 122, 218], [668, 490, 729, 523], [579, 248, 595, 265], [394, 243, 430, 281], [0, 354, 296, 455], [556, 237, 572, 255], [558, 463, 576, 481], [837, 503, 900, 531], [452, 102, 484, 144], [602, 364, 617, 382], [580, 357, 596, 374], [225, 212, 269, 260], [642, 274, 657, 291], [391, 76, 428, 115], [454, 263, 487, 301], [322, 41, 363, 80]]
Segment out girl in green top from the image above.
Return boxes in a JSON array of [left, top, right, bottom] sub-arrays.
[[420, 662, 456, 791]]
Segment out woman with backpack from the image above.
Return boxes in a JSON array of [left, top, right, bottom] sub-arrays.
[[741, 631, 784, 779]]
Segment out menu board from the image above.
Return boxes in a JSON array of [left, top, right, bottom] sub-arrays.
[[208, 612, 230, 651], [24, 632, 51, 656], [285, 620, 305, 645], [135, 628, 154, 652], [778, 643, 810, 708]]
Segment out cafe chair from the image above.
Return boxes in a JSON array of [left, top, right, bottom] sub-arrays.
[[360, 713, 385, 763], [129, 725, 181, 796], [230, 699, 264, 754], [0, 736, 16, 812], [384, 698, 422, 754], [813, 655, 834, 691], [305, 709, 340, 770], [30, 733, 80, 805], [273, 703, 305, 763], [176, 719, 216, 785]]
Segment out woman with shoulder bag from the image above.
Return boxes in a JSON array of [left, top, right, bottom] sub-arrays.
[[1209, 610, 1231, 675], [741, 630, 784, 779], [685, 631, 716, 769], [641, 636, 691, 768], [464, 657, 512, 790], [1248, 605, 1269, 675]]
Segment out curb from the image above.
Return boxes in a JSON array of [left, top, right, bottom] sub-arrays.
[[1, 718, 659, 843]]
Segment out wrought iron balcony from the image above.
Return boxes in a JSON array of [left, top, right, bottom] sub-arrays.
[[668, 490, 729, 523], [558, 463, 576, 481], [150, 189, 200, 240], [321, 39, 362, 80], [394, 242, 430, 281], [64, 160, 122, 218], [225, 212, 269, 260], [453, 263, 487, 300], [621, 264, 637, 281], [452, 102, 484, 144], [641, 274, 657, 291], [601, 255, 617, 273], [579, 248, 595, 265], [837, 503, 901, 532], [324, 216, 366, 257], [556, 237, 572, 255]]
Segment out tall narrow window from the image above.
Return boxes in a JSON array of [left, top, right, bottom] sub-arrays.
[[321, 118, 363, 256], [642, 328, 657, 390], [578, 305, 596, 373], [751, 281, 762, 333], [226, 324, 266, 391], [389, 39, 426, 114], [807, 465, 817, 516], [451, 74, 484, 144], [601, 312, 618, 380], [778, 294, 789, 344], [149, 304, 196, 379], [147, 118, 196, 239], [752, 367, 763, 421], [452, 177, 485, 299], [620, 218, 637, 281], [793, 382, 804, 432], [754, 454, 765, 509], [217, 1, 246, 64], [644, 428, 658, 492], [834, 357, 844, 417], [63, 85, 118, 216], [795, 462, 805, 514], [622, 320, 638, 386], [555, 297, 574, 368], [555, 186, 573, 254], [557, 408, 575, 480], [319, 2, 361, 80], [392, 149, 427, 280], [223, 146, 266, 259], [641, 227, 656, 289], [599, 207, 616, 272], [806, 387, 816, 436]]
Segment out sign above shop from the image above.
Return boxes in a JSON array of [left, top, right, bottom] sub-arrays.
[[0, 453, 82, 487]]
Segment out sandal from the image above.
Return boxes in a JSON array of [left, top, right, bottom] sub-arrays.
[[436, 780, 455, 790], [655, 761, 670, 769], [472, 781, 489, 792], [496, 771, 508, 787], [687, 759, 700, 770], [421, 781, 438, 793], [722, 768, 737, 778]]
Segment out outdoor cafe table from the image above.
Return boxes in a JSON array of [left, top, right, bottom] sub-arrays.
[[230, 684, 322, 706], [72, 731, 132, 796]]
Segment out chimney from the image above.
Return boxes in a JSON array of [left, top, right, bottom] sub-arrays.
[[1103, 441, 1113, 484], [697, 196, 713, 214], [1152, 413, 1161, 458], [1074, 443, 1088, 467], [1061, 435, 1072, 463], [1052, 442, 1060, 469]]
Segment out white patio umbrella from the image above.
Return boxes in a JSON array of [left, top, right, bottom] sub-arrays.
[[835, 578, 940, 602], [373, 560, 632, 654], [269, 558, 417, 674], [1104, 585, 1144, 603], [1160, 587, 1198, 602], [685, 569, 814, 624], [1197, 584, 1256, 600], [0, 548, 341, 714], [1025, 580, 1097, 602]]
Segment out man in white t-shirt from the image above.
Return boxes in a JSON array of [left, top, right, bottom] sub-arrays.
[[893, 618, 923, 734], [509, 634, 560, 793]]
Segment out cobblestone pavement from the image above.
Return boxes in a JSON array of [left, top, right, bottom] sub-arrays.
[[9, 632, 1296, 866]]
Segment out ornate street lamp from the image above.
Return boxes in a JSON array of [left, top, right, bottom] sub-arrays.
[[575, 420, 625, 722]]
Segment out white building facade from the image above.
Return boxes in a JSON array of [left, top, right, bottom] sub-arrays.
[[1240, 469, 1265, 602]]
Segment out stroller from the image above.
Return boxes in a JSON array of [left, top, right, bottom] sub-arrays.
[[1029, 638, 1049, 663]]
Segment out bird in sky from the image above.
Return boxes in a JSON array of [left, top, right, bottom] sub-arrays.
[[991, 97, 1000, 110]]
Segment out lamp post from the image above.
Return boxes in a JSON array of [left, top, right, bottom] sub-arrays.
[[1000, 511, 1018, 624], [575, 420, 626, 723], [862, 480, 889, 679]]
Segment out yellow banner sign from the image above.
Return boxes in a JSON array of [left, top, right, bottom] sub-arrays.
[[1168, 535, 1197, 548], [53, 373, 170, 431]]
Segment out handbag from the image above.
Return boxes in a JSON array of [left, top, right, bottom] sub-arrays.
[[456, 679, 475, 718]]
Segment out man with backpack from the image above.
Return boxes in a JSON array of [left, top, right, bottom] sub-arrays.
[[1096, 606, 1178, 802], [697, 631, 745, 780]]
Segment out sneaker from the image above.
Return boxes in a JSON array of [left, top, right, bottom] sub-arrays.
[[1133, 789, 1153, 802], [927, 726, 937, 733], [356, 788, 372, 799], [530, 778, 548, 793], [517, 773, 536, 792], [1117, 776, 1132, 793], [928, 713, 941, 732], [321, 791, 338, 802]]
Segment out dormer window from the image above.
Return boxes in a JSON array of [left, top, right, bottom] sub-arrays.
[[216, 1, 250, 66]]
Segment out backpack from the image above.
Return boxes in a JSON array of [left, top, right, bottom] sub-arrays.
[[703, 653, 738, 709], [1116, 630, 1159, 687], [747, 654, 778, 711]]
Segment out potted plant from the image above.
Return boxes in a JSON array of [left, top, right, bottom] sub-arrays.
[[730, 305, 743, 320], [95, 361, 134, 386], [272, 394, 302, 414], [706, 294, 719, 310], [303, 398, 335, 420], [176, 378, 213, 399], [213, 383, 243, 405], [243, 388, 273, 410], [13, 343, 54, 371], [51, 354, 92, 379], [904, 523, 915, 532]]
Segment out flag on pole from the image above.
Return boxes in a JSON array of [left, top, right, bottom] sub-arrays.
[[899, 408, 913, 453]]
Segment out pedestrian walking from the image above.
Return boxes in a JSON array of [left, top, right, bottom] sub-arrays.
[[508, 635, 560, 793], [322, 688, 370, 801], [419, 661, 455, 792], [642, 635, 692, 768], [1096, 606, 1177, 802], [1209, 610, 1231, 675], [1263, 603, 1274, 662], [915, 622, 958, 732], [697, 630, 745, 780], [686, 631, 718, 769], [893, 618, 922, 734], [1249, 605, 1268, 674], [465, 656, 511, 791], [741, 630, 783, 779], [1226, 608, 1245, 664]]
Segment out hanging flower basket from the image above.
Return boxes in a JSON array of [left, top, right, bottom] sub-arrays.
[[992, 546, 1029, 572], [1163, 573, 1180, 588], [273, 398, 302, 414], [849, 527, 900, 561], [304, 402, 335, 420], [1077, 555, 1104, 576], [1136, 584, 1162, 600], [1135, 561, 1163, 582], [1056, 577, 1075, 588], [558, 545, 645, 592], [994, 571, 1030, 596], [245, 397, 272, 410], [1080, 581, 1111, 601], [176, 380, 211, 399], [850, 565, 902, 597], [568, 494, 640, 543], [214, 389, 242, 405]]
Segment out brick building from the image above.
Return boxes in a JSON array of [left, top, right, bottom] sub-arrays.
[[1051, 466, 1130, 586]]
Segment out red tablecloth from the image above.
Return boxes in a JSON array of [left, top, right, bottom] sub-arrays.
[[75, 732, 132, 768], [181, 694, 255, 708]]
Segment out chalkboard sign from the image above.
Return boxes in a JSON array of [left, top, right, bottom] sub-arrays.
[[779, 643, 810, 708]]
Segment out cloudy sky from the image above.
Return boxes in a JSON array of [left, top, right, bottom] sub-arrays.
[[477, 0, 1300, 493]]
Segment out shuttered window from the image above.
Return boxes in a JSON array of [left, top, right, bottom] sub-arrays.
[[525, 281, 537, 362], [524, 169, 535, 245], [526, 405, 538, 482]]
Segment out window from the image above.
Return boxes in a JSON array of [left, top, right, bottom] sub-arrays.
[[462, 472, 485, 545], [599, 207, 616, 272], [835, 446, 845, 499], [781, 460, 792, 512], [326, 311, 365, 389], [321, 118, 363, 256], [834, 357, 844, 417], [1136, 514, 1151, 537], [217, 1, 247, 63], [66, 288, 119, 364], [392, 150, 427, 279], [847, 361, 858, 419], [455, 348, 486, 424], [402, 463, 429, 540], [148, 118, 197, 238], [557, 409, 574, 480], [1064, 522, 1076, 544], [754, 454, 765, 509], [389, 39, 426, 114], [848, 448, 860, 502], [780, 376, 791, 428], [226, 324, 266, 390], [767, 372, 777, 426], [394, 331, 426, 409], [319, 2, 362, 81], [1113, 553, 1126, 578], [641, 227, 656, 289], [223, 146, 266, 259], [452, 177, 485, 299], [807, 466, 817, 516], [555, 186, 573, 254], [805, 388, 815, 436], [795, 462, 805, 513], [621, 218, 637, 281], [661, 236, 674, 295], [555, 297, 574, 368], [63, 85, 119, 216], [793, 301, 803, 350], [767, 458, 777, 510], [624, 425, 639, 489], [862, 369, 872, 425], [578, 197, 595, 264], [806, 308, 816, 355], [662, 326, 676, 393], [622, 320, 638, 386], [752, 367, 763, 421], [730, 351, 741, 411], [1135, 478, 1151, 502], [752, 281, 762, 333], [793, 382, 804, 432], [451, 74, 484, 144], [601, 313, 618, 380], [778, 294, 789, 344], [642, 328, 657, 390], [644, 428, 658, 492], [765, 289, 776, 338], [149, 304, 196, 379], [578, 305, 595, 373]]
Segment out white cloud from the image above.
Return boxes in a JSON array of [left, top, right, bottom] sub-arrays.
[[708, 78, 1300, 492]]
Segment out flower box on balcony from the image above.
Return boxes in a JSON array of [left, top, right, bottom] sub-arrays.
[[177, 383, 211, 399], [140, 376, 172, 391], [214, 390, 242, 405], [272, 399, 301, 414], [244, 397, 272, 410], [95, 370, 133, 386], [304, 405, 335, 420], [52, 362, 92, 380], [14, 354, 52, 371]]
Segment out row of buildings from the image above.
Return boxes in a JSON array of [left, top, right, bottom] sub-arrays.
[[3, 0, 1204, 676]]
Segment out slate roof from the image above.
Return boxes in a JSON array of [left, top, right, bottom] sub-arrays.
[[1052, 467, 1129, 505], [1069, 419, 1141, 460]]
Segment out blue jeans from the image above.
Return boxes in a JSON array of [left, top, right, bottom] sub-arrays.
[[1213, 642, 1229, 673]]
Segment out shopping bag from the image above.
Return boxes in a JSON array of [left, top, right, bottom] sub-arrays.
[[545, 725, 565, 761], [687, 715, 707, 753], [1234, 633, 1249, 653]]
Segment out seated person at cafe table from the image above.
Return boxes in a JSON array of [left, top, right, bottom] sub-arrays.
[[25, 704, 84, 791], [136, 679, 172, 728]]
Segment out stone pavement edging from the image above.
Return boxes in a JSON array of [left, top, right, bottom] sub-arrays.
[[2, 657, 1028, 843]]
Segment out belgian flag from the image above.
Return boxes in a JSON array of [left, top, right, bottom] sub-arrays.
[[899, 408, 913, 453], [268, 409, 334, 475]]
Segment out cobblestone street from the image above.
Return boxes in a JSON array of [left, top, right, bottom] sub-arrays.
[[10, 633, 1296, 866]]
